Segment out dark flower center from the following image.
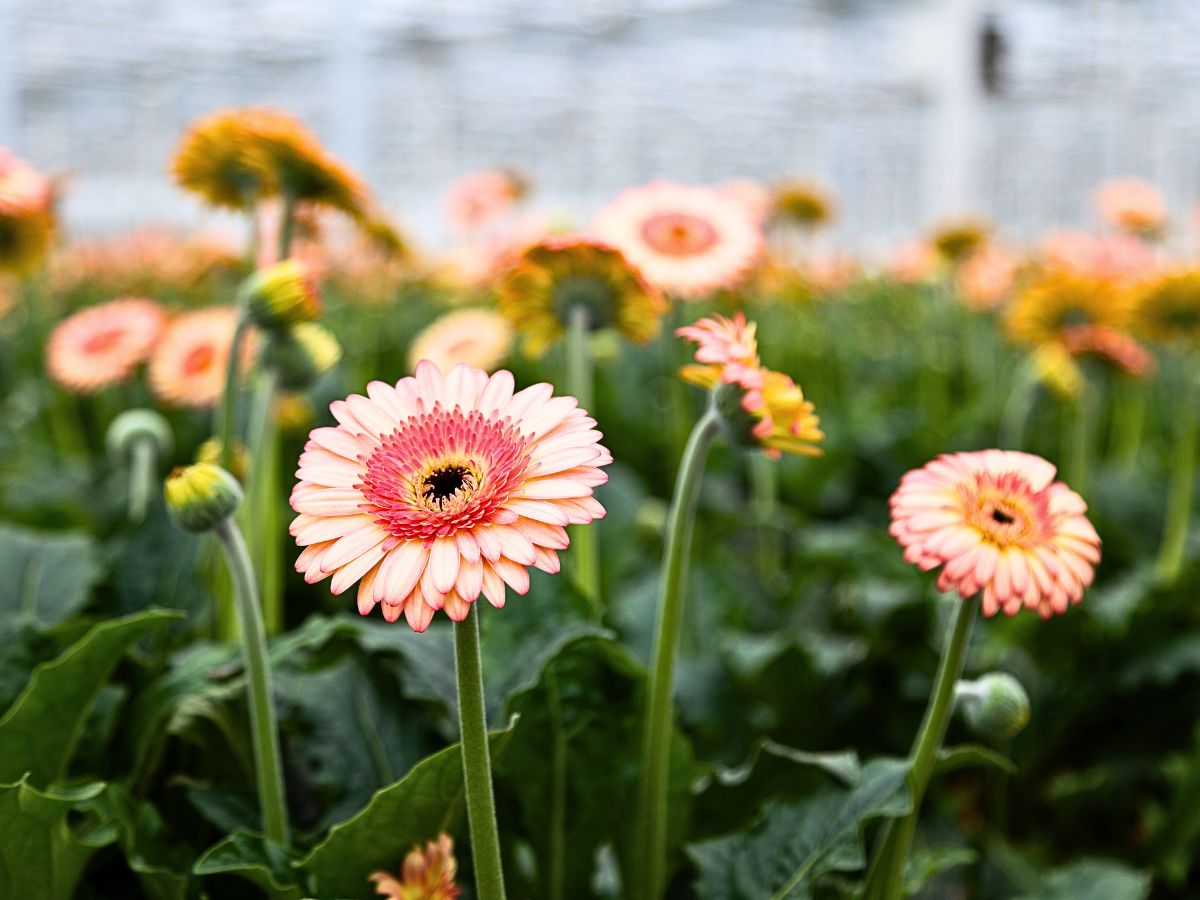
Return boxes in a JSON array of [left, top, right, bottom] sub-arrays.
[[422, 465, 473, 507], [991, 507, 1015, 525]]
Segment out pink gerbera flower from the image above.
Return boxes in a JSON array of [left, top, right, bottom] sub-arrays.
[[443, 170, 525, 234], [289, 360, 611, 632], [1095, 178, 1167, 237], [148, 306, 251, 408], [46, 297, 167, 393], [593, 181, 763, 298], [675, 312, 760, 380], [889, 450, 1100, 619]]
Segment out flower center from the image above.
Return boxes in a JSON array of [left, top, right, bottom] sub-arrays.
[[183, 344, 216, 375], [641, 212, 718, 257], [82, 327, 125, 355], [422, 464, 475, 508]]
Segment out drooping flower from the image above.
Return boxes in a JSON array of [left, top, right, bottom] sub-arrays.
[[957, 244, 1023, 311], [889, 450, 1101, 618], [46, 298, 167, 393], [1095, 178, 1167, 238], [0, 148, 55, 272], [444, 170, 527, 234], [772, 180, 837, 229], [677, 313, 824, 459], [408, 308, 514, 374], [289, 360, 611, 632], [148, 306, 253, 408], [930, 218, 989, 263], [370, 834, 460, 900], [1059, 324, 1155, 379], [1006, 270, 1129, 346], [1128, 269, 1200, 347], [496, 235, 666, 356], [593, 181, 763, 298]]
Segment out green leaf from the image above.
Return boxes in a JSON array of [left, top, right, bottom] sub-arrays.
[[84, 784, 191, 900], [935, 743, 1017, 776], [1016, 857, 1151, 900], [298, 719, 517, 899], [0, 777, 112, 900], [0, 523, 102, 626], [194, 831, 304, 900], [689, 758, 912, 900], [902, 844, 977, 896], [0, 608, 182, 785]]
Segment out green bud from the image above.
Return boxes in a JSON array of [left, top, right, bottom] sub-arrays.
[[106, 409, 173, 462], [240, 259, 322, 331], [261, 322, 342, 389], [958, 672, 1031, 740], [164, 463, 243, 532]]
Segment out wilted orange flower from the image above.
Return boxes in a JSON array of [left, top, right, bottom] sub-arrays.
[[148, 306, 253, 408], [594, 181, 763, 298], [444, 170, 526, 233], [46, 298, 167, 393], [370, 834, 460, 900], [0, 147, 55, 272], [408, 308, 514, 374], [890, 450, 1100, 619], [1095, 178, 1167, 238], [957, 244, 1023, 311], [290, 360, 611, 632], [496, 235, 666, 356]]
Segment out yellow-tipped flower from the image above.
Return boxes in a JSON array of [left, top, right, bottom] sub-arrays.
[[772, 180, 836, 229], [240, 259, 322, 331], [165, 463, 243, 532], [0, 148, 55, 273], [1128, 269, 1200, 348], [930, 218, 989, 263], [369, 834, 460, 900], [497, 235, 667, 357], [261, 322, 342, 389], [1006, 270, 1130, 347]]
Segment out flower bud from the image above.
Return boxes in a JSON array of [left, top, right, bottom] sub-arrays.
[[261, 322, 342, 389], [164, 463, 243, 532], [196, 437, 250, 483], [239, 259, 321, 331], [106, 408, 173, 462], [957, 672, 1031, 740]]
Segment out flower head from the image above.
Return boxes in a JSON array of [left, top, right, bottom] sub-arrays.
[[1129, 269, 1200, 347], [290, 360, 611, 632], [957, 244, 1023, 311], [676, 312, 759, 382], [772, 180, 836, 229], [46, 298, 167, 393], [444, 170, 526, 233], [930, 218, 989, 263], [148, 306, 253, 408], [408, 309, 514, 374], [165, 463, 243, 532], [1038, 230, 1157, 284], [889, 450, 1100, 618], [0, 148, 55, 272], [1059, 324, 1155, 379], [1006, 270, 1129, 346], [1095, 178, 1167, 238], [593, 181, 763, 298], [370, 834, 460, 900], [497, 235, 666, 356]]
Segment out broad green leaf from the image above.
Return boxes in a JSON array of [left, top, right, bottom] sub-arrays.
[[194, 830, 304, 900], [0, 608, 182, 785], [902, 844, 977, 896], [935, 743, 1017, 776], [0, 777, 111, 900], [689, 758, 912, 899], [1016, 857, 1151, 900], [0, 523, 101, 626], [84, 784, 190, 900], [299, 720, 517, 899]]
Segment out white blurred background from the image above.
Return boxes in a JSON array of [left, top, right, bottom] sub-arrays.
[[2, 0, 1198, 250]]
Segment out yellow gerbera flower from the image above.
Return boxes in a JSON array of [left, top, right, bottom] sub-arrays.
[[930, 218, 990, 263], [1128, 269, 1200, 347], [1006, 270, 1130, 346]]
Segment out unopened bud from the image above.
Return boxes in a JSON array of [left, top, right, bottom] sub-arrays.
[[240, 259, 321, 331], [106, 409, 173, 461], [164, 463, 242, 532], [957, 672, 1031, 740], [261, 322, 342, 389]]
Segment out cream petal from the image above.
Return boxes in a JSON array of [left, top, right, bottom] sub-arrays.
[[373, 541, 429, 605], [429, 536, 462, 594]]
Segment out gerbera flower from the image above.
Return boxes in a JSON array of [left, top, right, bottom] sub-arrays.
[[956, 244, 1023, 311], [148, 306, 253, 408], [0, 148, 55, 272], [289, 360, 611, 632], [1059, 324, 1155, 378], [593, 181, 763, 298], [1128, 269, 1200, 347], [1095, 178, 1167, 238], [676, 312, 759, 381], [370, 834, 460, 900], [496, 235, 666, 356], [444, 170, 527, 234], [889, 450, 1100, 618], [408, 309, 514, 374], [772, 180, 837, 229], [1006, 270, 1130, 346], [1039, 230, 1157, 284], [46, 298, 167, 393], [930, 218, 989, 263]]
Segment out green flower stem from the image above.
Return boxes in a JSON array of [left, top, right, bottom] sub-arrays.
[[128, 438, 157, 523], [216, 314, 252, 471], [244, 370, 283, 634], [1154, 356, 1198, 586], [213, 516, 291, 848], [278, 193, 297, 261], [565, 305, 601, 615], [636, 403, 722, 900], [1064, 385, 1093, 497], [864, 597, 978, 900], [1109, 378, 1145, 472], [749, 451, 781, 580], [998, 358, 1039, 449], [454, 607, 506, 900]]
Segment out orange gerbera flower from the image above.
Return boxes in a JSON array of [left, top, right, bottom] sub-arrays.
[[1095, 178, 1167, 238], [370, 834, 460, 900], [148, 306, 253, 408], [890, 451, 1100, 619], [46, 298, 167, 393], [408, 309, 514, 374]]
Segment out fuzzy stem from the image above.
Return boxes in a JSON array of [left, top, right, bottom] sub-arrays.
[[1065, 386, 1093, 497], [564, 305, 601, 615], [127, 439, 157, 523], [864, 597, 978, 900], [1109, 378, 1145, 472], [749, 451, 781, 580], [244, 370, 283, 634], [455, 608, 506, 900], [636, 404, 722, 899], [216, 315, 252, 471], [213, 517, 290, 847], [1154, 358, 1198, 586], [998, 358, 1039, 449]]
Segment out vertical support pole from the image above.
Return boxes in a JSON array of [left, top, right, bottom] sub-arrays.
[[923, 0, 983, 220], [328, 0, 370, 182]]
